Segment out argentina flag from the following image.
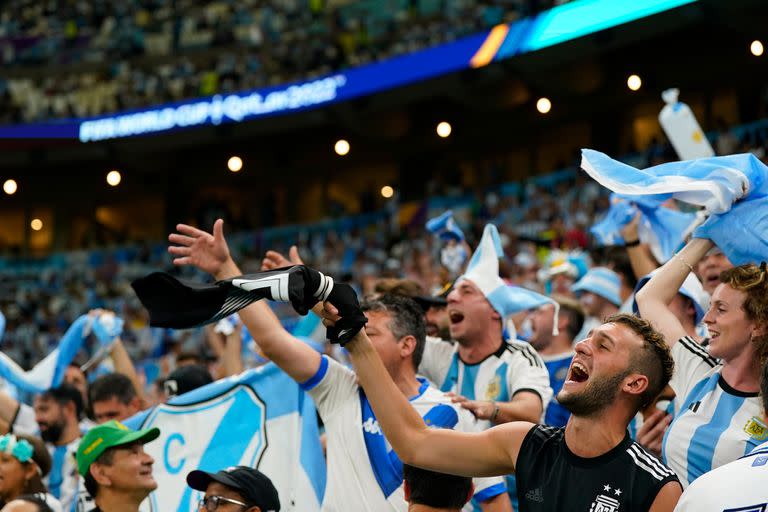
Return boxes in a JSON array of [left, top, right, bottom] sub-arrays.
[[0, 312, 121, 394], [581, 149, 768, 265], [591, 193, 697, 263], [125, 364, 326, 512]]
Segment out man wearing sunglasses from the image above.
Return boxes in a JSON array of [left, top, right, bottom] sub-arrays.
[[187, 466, 280, 512]]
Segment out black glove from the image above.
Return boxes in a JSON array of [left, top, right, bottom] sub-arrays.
[[323, 283, 368, 345]]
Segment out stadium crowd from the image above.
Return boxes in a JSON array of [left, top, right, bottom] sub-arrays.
[[0, 112, 767, 510], [1, 0, 573, 123]]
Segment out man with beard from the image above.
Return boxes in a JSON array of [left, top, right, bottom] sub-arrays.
[[526, 296, 584, 427], [32, 385, 84, 512], [414, 282, 453, 342], [329, 306, 683, 511]]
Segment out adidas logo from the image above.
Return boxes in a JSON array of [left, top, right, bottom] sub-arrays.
[[525, 488, 544, 502], [362, 417, 382, 435]]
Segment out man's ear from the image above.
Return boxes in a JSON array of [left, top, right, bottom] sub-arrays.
[[403, 479, 411, 502], [129, 396, 142, 414], [399, 335, 417, 359], [623, 374, 649, 397], [91, 462, 111, 487]]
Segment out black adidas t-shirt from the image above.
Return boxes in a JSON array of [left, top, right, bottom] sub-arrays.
[[515, 425, 680, 511]]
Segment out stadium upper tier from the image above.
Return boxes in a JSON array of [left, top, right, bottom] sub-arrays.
[[0, 0, 565, 124]]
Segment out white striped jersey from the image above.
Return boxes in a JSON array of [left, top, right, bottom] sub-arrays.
[[302, 355, 507, 512], [662, 336, 764, 488], [674, 440, 768, 511], [419, 337, 553, 431]]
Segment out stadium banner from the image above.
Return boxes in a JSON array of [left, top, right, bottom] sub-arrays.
[[0, 0, 698, 141], [124, 364, 326, 512]]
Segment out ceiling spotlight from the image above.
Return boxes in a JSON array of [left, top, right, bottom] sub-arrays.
[[30, 218, 43, 231], [751, 40, 764, 57], [536, 97, 552, 114], [381, 185, 394, 198], [228, 156, 243, 172], [106, 170, 122, 187], [3, 179, 17, 195], [436, 121, 452, 138], [335, 139, 350, 156], [627, 74, 642, 91]]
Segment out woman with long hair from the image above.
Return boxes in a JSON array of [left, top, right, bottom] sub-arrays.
[[636, 238, 767, 488], [0, 434, 60, 512]]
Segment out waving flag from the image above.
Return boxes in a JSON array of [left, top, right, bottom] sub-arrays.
[[591, 193, 697, 263], [426, 210, 465, 241], [581, 149, 768, 265], [0, 313, 122, 393], [125, 364, 325, 512]]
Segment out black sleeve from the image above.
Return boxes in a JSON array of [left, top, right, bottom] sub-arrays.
[[640, 474, 681, 511]]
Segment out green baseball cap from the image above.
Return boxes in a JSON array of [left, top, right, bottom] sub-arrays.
[[76, 420, 160, 476]]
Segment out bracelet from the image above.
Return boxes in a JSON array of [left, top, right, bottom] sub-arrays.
[[675, 254, 695, 273], [624, 238, 640, 248], [490, 402, 500, 423]]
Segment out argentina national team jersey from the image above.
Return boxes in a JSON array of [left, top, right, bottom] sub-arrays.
[[419, 337, 553, 431], [540, 352, 574, 428], [302, 355, 507, 512], [662, 336, 765, 488]]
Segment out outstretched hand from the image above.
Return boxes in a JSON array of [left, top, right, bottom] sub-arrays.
[[168, 219, 233, 278], [262, 245, 304, 271]]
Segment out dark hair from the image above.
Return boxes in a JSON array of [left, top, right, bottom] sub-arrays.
[[603, 246, 638, 289], [403, 464, 472, 508], [719, 263, 768, 363], [40, 384, 84, 420], [0, 434, 51, 502], [361, 294, 427, 369], [604, 313, 675, 410], [84, 449, 116, 497], [9, 494, 55, 512], [551, 294, 585, 341], [89, 373, 138, 406]]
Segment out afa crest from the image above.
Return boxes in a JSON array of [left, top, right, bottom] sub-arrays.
[[744, 417, 768, 441], [485, 375, 501, 401]]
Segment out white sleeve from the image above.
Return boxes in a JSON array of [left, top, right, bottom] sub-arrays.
[[669, 336, 719, 400], [418, 337, 456, 388], [505, 340, 553, 414], [302, 355, 359, 419], [11, 402, 38, 436]]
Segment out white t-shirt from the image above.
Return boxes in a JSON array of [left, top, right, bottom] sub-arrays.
[[303, 355, 507, 512], [674, 440, 768, 511], [419, 337, 552, 430]]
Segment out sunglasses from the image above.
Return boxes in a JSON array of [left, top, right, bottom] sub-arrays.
[[198, 495, 250, 511]]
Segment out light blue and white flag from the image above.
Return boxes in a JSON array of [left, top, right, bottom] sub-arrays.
[[591, 193, 697, 263], [0, 311, 5, 343], [0, 313, 122, 394], [581, 149, 768, 265], [426, 210, 465, 241], [125, 364, 325, 512]]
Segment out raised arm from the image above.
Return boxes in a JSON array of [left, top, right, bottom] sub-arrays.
[[621, 214, 659, 280], [341, 315, 532, 478], [635, 238, 713, 348], [168, 220, 321, 382]]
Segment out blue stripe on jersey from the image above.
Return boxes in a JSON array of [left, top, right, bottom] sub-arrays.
[[440, 353, 461, 393], [686, 384, 750, 483], [474, 482, 506, 503], [48, 445, 67, 499], [662, 375, 717, 465], [494, 363, 510, 402], [460, 364, 480, 400], [360, 380, 457, 498]]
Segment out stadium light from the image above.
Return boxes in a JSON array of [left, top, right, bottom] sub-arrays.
[[436, 121, 452, 138], [228, 156, 243, 172], [536, 97, 552, 114], [751, 40, 764, 57], [30, 219, 43, 231], [106, 170, 122, 187], [3, 179, 17, 195], [627, 74, 642, 91], [381, 185, 394, 198], [335, 139, 350, 156]]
